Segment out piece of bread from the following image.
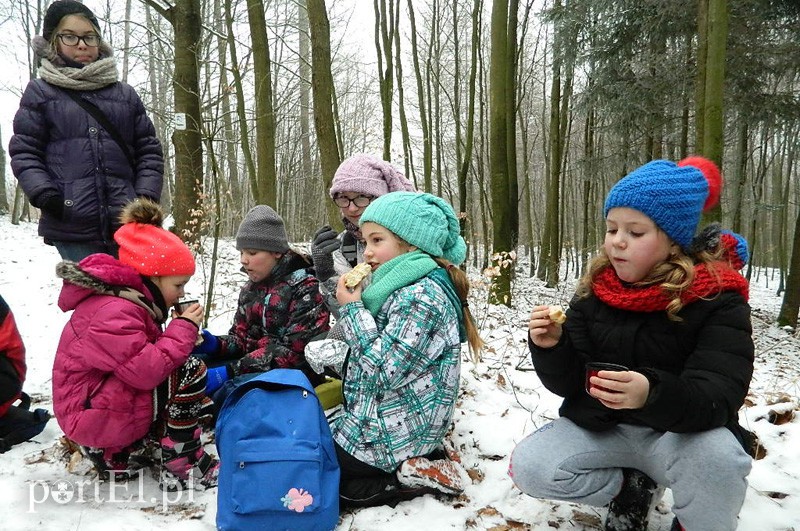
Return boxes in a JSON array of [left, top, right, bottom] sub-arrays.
[[548, 305, 567, 324], [344, 262, 372, 288]]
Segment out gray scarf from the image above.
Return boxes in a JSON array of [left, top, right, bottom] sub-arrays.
[[32, 35, 118, 91]]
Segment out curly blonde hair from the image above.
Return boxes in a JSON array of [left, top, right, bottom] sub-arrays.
[[577, 245, 726, 321]]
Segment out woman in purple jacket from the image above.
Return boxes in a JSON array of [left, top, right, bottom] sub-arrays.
[[10, 1, 163, 261]]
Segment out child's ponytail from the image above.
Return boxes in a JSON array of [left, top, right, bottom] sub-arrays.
[[435, 258, 483, 362]]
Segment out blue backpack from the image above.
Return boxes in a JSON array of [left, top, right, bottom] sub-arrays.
[[215, 369, 340, 531]]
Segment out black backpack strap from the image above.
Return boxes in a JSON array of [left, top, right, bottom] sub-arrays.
[[62, 89, 137, 171]]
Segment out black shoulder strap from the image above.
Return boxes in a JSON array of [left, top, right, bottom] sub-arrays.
[[62, 89, 136, 170]]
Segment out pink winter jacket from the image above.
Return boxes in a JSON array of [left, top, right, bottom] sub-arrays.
[[52, 254, 199, 452]]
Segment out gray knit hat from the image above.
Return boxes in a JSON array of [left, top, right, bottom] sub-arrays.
[[236, 205, 290, 253]]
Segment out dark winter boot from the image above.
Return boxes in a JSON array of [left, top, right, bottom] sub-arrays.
[[396, 456, 465, 495], [670, 516, 685, 531], [81, 446, 142, 481], [0, 404, 50, 453], [604, 468, 660, 531]]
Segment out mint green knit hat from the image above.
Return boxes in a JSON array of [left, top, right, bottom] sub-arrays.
[[360, 192, 467, 265]]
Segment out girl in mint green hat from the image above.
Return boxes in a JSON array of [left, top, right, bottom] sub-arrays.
[[330, 191, 482, 509]]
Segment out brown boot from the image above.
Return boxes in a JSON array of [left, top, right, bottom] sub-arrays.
[[396, 456, 465, 495]]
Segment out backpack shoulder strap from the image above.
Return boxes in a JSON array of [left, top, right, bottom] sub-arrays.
[[249, 369, 316, 394], [219, 369, 316, 414], [61, 88, 136, 171]]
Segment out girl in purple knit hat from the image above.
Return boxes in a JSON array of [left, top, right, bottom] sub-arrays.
[[310, 155, 415, 319]]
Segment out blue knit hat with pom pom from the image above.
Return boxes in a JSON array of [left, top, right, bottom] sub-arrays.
[[603, 156, 723, 249], [721, 230, 749, 269], [359, 192, 467, 265]]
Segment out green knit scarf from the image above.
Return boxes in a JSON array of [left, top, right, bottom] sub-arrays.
[[362, 250, 438, 315], [361, 250, 467, 342]]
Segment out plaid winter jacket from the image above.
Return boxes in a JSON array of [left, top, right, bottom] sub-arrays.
[[220, 251, 330, 383], [332, 276, 461, 472]]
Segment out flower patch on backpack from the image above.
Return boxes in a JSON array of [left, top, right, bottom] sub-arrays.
[[281, 487, 313, 512]]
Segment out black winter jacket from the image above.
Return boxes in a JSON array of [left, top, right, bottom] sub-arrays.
[[530, 290, 753, 435], [10, 79, 163, 245]]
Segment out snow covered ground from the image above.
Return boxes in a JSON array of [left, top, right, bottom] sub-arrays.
[[0, 215, 798, 530]]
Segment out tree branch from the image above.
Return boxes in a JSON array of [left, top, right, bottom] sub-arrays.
[[140, 0, 173, 25]]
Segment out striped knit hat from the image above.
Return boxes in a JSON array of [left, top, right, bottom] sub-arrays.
[[603, 156, 722, 249]]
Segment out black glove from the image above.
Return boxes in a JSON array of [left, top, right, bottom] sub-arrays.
[[38, 192, 65, 220], [311, 225, 339, 282]]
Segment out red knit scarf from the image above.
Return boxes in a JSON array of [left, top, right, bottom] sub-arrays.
[[591, 262, 749, 312]]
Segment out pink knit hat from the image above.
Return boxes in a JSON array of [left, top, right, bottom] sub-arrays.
[[329, 154, 415, 198]]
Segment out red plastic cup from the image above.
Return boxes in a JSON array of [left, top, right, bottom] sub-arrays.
[[585, 362, 628, 394], [173, 299, 199, 315]]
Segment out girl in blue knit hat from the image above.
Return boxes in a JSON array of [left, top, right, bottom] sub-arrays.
[[329, 191, 482, 508], [509, 157, 755, 531]]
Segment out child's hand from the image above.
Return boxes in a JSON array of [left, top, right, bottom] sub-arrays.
[[335, 274, 362, 306], [528, 305, 563, 348], [175, 303, 204, 327], [588, 370, 650, 410]]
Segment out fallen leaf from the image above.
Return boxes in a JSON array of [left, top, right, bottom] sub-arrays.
[[767, 409, 795, 425], [496, 374, 507, 388], [467, 468, 485, 482], [478, 506, 500, 517]]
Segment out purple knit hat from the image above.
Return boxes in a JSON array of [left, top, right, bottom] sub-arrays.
[[329, 155, 415, 198]]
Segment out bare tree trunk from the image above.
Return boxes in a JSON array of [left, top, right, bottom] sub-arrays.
[[247, 0, 278, 206], [779, 206, 800, 328], [701, 0, 728, 224], [488, 0, 515, 306], [144, 3, 173, 211], [505, 0, 519, 247], [121, 0, 132, 82], [213, 0, 241, 228], [432, 2, 443, 195], [695, 0, 708, 153], [374, 0, 395, 161], [731, 117, 748, 234], [458, 0, 482, 252], [298, 2, 314, 220], [144, 0, 204, 244], [307, 0, 341, 226], [407, 0, 431, 191], [224, 0, 258, 210], [538, 0, 562, 285]]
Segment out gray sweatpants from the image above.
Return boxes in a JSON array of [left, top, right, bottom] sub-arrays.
[[509, 418, 752, 530]]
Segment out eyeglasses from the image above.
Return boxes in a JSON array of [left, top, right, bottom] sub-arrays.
[[333, 195, 373, 208], [57, 34, 100, 47]]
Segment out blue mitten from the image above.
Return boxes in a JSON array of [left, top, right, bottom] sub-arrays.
[[205, 365, 230, 396], [192, 330, 220, 355]]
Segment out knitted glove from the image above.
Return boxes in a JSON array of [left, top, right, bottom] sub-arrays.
[[192, 330, 220, 355], [311, 225, 340, 282], [205, 365, 230, 396], [38, 192, 65, 220]]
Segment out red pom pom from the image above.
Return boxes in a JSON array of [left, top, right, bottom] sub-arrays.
[[678, 156, 722, 211]]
